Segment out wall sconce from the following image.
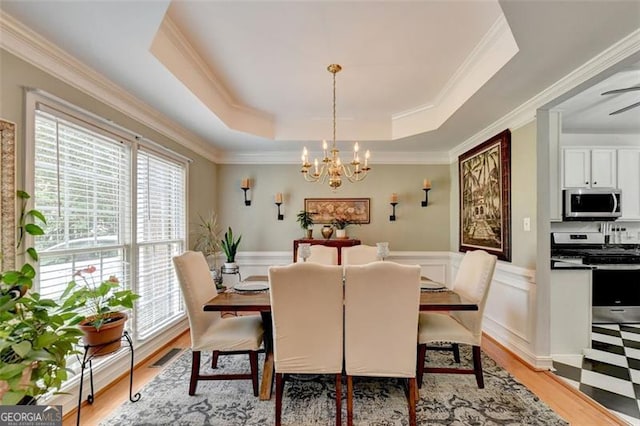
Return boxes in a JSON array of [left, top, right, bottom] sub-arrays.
[[390, 193, 398, 221], [241, 178, 251, 206], [275, 192, 284, 220], [421, 179, 432, 207]]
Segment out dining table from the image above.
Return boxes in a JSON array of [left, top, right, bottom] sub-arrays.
[[202, 275, 478, 401]]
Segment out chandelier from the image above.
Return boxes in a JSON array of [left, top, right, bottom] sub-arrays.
[[300, 64, 371, 189]]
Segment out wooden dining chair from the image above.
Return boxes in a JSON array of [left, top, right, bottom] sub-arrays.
[[172, 251, 264, 396], [268, 262, 344, 426], [344, 261, 421, 426], [297, 244, 338, 265], [416, 249, 497, 388], [342, 245, 378, 265]]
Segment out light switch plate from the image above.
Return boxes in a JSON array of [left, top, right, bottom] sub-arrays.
[[523, 217, 531, 231]]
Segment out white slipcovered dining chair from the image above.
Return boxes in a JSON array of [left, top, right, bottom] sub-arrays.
[[342, 244, 378, 265], [269, 262, 344, 426], [417, 249, 497, 388], [297, 244, 338, 265], [344, 261, 421, 426], [172, 251, 264, 396]]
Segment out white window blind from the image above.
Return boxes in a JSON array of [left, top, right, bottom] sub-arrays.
[[33, 109, 131, 302], [135, 148, 186, 339]]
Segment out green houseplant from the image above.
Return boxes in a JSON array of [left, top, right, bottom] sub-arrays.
[[0, 191, 85, 404], [296, 210, 314, 239], [220, 227, 242, 268], [61, 267, 139, 356], [331, 217, 357, 239], [193, 212, 224, 288]]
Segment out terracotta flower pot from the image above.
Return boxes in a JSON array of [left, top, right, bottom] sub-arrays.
[[79, 312, 127, 356]]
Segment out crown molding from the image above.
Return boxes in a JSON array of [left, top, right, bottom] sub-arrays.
[[449, 27, 640, 161], [392, 14, 519, 139], [218, 150, 450, 165], [0, 11, 221, 164], [154, 15, 274, 138]]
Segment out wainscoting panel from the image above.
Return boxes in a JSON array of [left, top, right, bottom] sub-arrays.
[[449, 253, 547, 369]]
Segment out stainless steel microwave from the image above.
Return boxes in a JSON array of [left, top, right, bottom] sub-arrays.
[[563, 188, 621, 220]]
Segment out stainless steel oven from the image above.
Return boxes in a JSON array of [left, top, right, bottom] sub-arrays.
[[591, 265, 640, 323]]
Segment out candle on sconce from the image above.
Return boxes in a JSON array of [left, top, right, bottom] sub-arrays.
[[423, 179, 431, 189], [390, 193, 398, 203], [241, 178, 250, 189], [275, 193, 283, 204]]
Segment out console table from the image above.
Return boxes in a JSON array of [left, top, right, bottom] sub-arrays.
[[293, 238, 361, 265]]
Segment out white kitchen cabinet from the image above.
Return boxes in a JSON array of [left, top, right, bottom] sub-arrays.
[[617, 149, 640, 220], [563, 148, 616, 188]]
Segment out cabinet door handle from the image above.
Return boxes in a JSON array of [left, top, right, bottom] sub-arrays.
[[594, 181, 597, 184], [585, 181, 589, 184]]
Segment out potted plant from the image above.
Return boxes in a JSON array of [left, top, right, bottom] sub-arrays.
[[0, 191, 85, 404], [296, 210, 314, 239], [194, 212, 224, 289], [61, 267, 139, 356], [332, 217, 356, 239], [220, 227, 242, 270]]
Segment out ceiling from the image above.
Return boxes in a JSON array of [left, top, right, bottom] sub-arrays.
[[1, 1, 639, 162]]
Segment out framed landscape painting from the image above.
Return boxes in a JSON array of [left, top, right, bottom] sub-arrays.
[[459, 129, 511, 262], [304, 198, 370, 224]]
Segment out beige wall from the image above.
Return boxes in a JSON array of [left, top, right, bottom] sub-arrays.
[[448, 122, 538, 269], [510, 121, 537, 269], [217, 163, 451, 251], [0, 49, 218, 246]]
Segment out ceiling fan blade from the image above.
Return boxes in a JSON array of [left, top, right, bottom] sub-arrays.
[[610, 101, 640, 115], [602, 86, 640, 95]]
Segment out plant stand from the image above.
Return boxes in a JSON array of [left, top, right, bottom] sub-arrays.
[[76, 330, 140, 426]]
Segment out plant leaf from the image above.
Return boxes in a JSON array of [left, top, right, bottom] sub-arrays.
[[24, 223, 44, 236], [11, 341, 32, 358], [26, 247, 39, 262], [27, 209, 47, 224]]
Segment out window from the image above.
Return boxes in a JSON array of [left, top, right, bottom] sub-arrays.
[[136, 149, 186, 338], [31, 94, 187, 344], [34, 109, 131, 302]]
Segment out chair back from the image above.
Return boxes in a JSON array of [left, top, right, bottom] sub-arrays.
[[344, 261, 421, 378], [172, 251, 221, 348], [451, 250, 497, 338], [297, 245, 339, 265], [342, 245, 378, 265], [269, 262, 344, 374]]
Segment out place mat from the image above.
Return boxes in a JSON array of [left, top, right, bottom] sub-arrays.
[[233, 281, 269, 292], [420, 280, 447, 291]]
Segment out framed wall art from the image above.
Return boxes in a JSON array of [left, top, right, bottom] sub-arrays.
[[1, 119, 16, 270], [459, 129, 511, 262], [304, 198, 370, 224]]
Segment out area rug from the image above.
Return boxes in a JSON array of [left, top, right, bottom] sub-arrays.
[[101, 347, 567, 425]]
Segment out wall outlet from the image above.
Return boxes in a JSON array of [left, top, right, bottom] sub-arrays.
[[523, 217, 531, 232]]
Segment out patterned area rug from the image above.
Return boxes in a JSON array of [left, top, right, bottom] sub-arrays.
[[101, 347, 567, 425]]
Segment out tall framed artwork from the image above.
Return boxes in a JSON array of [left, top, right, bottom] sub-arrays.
[[0, 119, 16, 270], [459, 129, 511, 262]]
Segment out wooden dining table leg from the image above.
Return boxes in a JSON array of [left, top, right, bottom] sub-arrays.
[[260, 311, 275, 400]]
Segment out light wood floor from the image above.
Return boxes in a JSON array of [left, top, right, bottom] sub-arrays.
[[63, 331, 625, 426]]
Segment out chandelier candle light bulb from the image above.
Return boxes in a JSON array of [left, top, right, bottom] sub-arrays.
[[300, 64, 372, 190]]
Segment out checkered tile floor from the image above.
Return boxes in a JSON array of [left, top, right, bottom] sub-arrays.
[[553, 324, 640, 425]]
